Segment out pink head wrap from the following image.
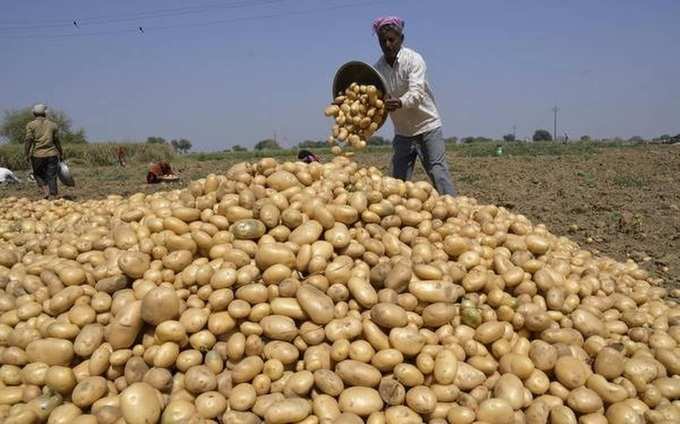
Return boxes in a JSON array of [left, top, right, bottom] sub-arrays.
[[372, 16, 405, 34]]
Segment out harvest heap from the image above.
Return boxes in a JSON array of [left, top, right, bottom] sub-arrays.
[[0, 156, 678, 424]]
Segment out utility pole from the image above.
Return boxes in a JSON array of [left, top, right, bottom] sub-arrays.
[[552, 106, 559, 141], [512, 125, 517, 140]]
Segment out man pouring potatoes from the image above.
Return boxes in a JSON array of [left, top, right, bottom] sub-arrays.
[[373, 16, 457, 196]]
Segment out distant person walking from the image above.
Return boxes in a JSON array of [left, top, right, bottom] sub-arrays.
[[24, 104, 64, 199], [372, 16, 457, 196], [116, 146, 128, 167]]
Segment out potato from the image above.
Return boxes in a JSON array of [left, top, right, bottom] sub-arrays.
[[0, 386, 23, 405], [45, 366, 77, 395], [477, 398, 514, 424], [162, 249, 193, 272], [394, 363, 425, 387], [421, 302, 455, 327], [314, 369, 345, 396], [255, 243, 296, 271], [290, 221, 324, 246], [371, 303, 408, 329], [389, 327, 425, 357], [433, 349, 458, 385], [264, 398, 311, 424], [313, 394, 341, 422], [74, 324, 104, 357], [144, 368, 173, 392], [493, 373, 525, 410], [195, 391, 227, 419], [260, 315, 298, 341], [554, 356, 589, 389], [550, 405, 578, 424], [161, 400, 196, 424], [141, 285, 180, 325], [405, 385, 436, 414], [566, 387, 602, 414], [266, 171, 300, 191], [336, 360, 382, 387], [26, 338, 74, 366], [408, 280, 462, 303], [184, 365, 217, 394], [606, 403, 644, 424], [385, 405, 423, 424], [232, 356, 264, 384], [339, 387, 383, 416], [454, 362, 486, 390], [72, 376, 108, 408], [475, 321, 505, 344], [48, 403, 84, 424], [118, 252, 150, 279], [105, 301, 143, 349], [120, 382, 162, 424], [296, 285, 334, 325]]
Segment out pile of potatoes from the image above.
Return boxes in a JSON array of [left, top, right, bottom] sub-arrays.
[[0, 156, 679, 424], [324, 83, 386, 156]]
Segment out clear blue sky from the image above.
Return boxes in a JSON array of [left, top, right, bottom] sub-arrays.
[[1, 0, 678, 150]]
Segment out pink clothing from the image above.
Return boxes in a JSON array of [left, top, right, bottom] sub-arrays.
[[372, 16, 405, 33]]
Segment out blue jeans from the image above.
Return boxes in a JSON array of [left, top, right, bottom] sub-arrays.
[[392, 127, 457, 196]]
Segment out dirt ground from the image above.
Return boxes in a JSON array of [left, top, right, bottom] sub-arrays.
[[2, 145, 679, 288]]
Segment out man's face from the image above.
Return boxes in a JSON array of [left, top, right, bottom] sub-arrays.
[[378, 28, 403, 62]]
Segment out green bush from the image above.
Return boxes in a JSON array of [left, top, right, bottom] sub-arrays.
[[1, 107, 87, 144], [0, 143, 173, 170]]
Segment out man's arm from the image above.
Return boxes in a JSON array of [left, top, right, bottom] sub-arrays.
[[24, 125, 33, 162], [398, 54, 427, 109], [53, 126, 64, 159]]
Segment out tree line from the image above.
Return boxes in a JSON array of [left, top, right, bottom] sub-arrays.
[[2, 107, 676, 152], [146, 137, 193, 154]]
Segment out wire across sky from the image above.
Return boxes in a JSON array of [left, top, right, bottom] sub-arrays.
[[0, 0, 397, 40]]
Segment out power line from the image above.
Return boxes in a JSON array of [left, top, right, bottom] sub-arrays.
[[0, 0, 283, 29], [0, 0, 288, 33], [0, 0, 395, 40]]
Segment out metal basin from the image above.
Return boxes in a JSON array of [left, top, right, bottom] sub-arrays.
[[332, 61, 389, 130], [57, 161, 75, 187]]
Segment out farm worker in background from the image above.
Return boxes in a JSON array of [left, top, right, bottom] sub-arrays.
[[297, 149, 320, 164], [373, 16, 457, 196], [116, 145, 128, 167], [146, 160, 175, 184], [24, 104, 64, 199], [0, 167, 21, 184]]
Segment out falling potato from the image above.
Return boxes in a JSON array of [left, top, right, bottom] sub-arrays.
[[324, 82, 386, 156]]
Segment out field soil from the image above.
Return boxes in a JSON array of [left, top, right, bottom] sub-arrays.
[[2, 145, 679, 288]]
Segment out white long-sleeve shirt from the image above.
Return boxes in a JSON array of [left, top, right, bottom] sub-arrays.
[[374, 47, 442, 137]]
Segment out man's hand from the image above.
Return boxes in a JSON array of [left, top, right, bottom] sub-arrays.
[[385, 98, 402, 111]]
